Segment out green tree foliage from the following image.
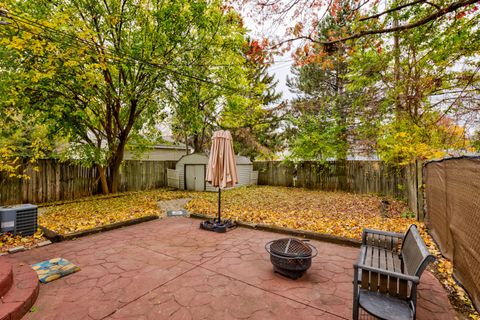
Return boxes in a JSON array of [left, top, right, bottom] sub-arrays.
[[347, 1, 480, 163], [286, 0, 479, 163], [226, 40, 284, 159], [0, 0, 260, 192], [472, 130, 480, 152], [166, 10, 247, 154], [168, 36, 284, 159], [286, 0, 358, 161]]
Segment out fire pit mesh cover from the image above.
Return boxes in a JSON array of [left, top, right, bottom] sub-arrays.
[[270, 238, 312, 258]]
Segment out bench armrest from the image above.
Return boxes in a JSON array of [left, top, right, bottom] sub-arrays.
[[354, 263, 420, 284]]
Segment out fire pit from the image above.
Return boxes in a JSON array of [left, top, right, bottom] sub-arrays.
[[265, 238, 317, 279]]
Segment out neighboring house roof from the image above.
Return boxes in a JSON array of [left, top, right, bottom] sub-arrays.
[[152, 144, 189, 151]]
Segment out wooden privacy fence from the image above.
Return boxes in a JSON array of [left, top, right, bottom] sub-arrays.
[[0, 159, 176, 205], [253, 160, 424, 217], [1, 159, 423, 218], [0, 160, 98, 205]]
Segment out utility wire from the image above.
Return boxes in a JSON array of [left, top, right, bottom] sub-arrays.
[[3, 10, 261, 96]]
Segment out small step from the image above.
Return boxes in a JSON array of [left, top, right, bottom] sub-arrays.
[[0, 260, 13, 299], [0, 260, 39, 320]]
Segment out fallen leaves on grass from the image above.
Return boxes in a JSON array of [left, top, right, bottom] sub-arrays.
[[40, 189, 194, 234], [186, 186, 415, 239], [0, 230, 45, 253]]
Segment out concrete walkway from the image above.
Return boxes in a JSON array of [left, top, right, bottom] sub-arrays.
[[8, 218, 455, 320]]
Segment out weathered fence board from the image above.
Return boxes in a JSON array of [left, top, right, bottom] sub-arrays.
[[0, 159, 176, 205], [118, 160, 176, 192], [253, 160, 421, 215]]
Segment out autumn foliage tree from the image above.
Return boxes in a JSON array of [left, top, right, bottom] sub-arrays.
[[0, 0, 264, 193], [244, 0, 480, 163]]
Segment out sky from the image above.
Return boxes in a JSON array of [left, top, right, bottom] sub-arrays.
[[268, 53, 295, 101], [241, 7, 297, 102]]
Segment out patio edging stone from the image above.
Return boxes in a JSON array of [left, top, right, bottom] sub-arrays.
[[39, 215, 159, 242], [189, 213, 361, 247]]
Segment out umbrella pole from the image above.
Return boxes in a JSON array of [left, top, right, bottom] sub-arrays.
[[218, 188, 221, 223]]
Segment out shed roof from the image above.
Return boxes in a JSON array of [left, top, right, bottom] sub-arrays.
[[176, 153, 252, 165]]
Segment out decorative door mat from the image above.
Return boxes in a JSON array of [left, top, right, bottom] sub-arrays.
[[31, 258, 80, 283], [167, 210, 189, 217]]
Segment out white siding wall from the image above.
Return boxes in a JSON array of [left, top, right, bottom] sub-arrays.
[[237, 164, 253, 186]]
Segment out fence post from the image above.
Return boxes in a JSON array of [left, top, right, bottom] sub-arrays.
[[416, 159, 425, 221]]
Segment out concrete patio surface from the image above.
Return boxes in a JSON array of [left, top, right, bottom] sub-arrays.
[[7, 217, 455, 319]]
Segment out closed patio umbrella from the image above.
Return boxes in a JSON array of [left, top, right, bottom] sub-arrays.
[[204, 130, 238, 230]]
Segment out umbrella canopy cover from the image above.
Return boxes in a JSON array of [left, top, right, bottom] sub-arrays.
[[206, 130, 238, 189]]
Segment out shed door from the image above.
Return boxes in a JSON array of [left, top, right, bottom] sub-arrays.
[[185, 165, 205, 191]]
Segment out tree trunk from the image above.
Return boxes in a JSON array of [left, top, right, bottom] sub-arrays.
[[108, 141, 127, 194], [98, 166, 110, 194], [335, 47, 348, 161], [193, 134, 203, 153], [184, 132, 190, 155], [109, 159, 122, 194], [393, 14, 402, 115]]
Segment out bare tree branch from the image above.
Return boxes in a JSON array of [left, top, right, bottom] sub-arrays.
[[276, 0, 479, 46], [359, 0, 427, 22]]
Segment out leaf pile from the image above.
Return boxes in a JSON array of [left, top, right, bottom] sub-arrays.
[[0, 230, 45, 253], [40, 189, 194, 234], [186, 185, 415, 239]]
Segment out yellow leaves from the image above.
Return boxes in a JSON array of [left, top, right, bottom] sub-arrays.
[[40, 189, 194, 234], [64, 60, 80, 68], [186, 186, 414, 240], [0, 230, 45, 253], [8, 37, 26, 50]]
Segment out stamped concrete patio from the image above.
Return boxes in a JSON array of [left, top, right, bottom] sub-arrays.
[[8, 217, 455, 320]]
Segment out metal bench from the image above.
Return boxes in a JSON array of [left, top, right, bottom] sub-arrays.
[[353, 225, 435, 320]]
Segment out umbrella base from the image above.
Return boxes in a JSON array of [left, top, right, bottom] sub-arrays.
[[199, 219, 237, 233]]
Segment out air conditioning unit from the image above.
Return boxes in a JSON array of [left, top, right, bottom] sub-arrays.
[[0, 204, 38, 236]]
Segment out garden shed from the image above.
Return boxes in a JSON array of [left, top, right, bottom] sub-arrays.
[[167, 153, 258, 191]]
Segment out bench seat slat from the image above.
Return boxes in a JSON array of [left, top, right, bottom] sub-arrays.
[[362, 246, 372, 289]]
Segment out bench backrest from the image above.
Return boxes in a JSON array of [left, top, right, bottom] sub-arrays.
[[400, 225, 435, 277]]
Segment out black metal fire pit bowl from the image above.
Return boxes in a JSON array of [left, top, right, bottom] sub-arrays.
[[265, 238, 318, 279], [200, 219, 237, 233]]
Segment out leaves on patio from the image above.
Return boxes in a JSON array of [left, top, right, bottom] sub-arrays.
[[186, 186, 416, 240], [40, 189, 194, 234]]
